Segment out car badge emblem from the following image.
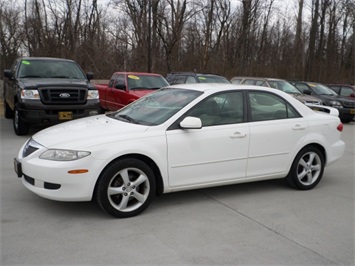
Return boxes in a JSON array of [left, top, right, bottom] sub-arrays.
[[59, 93, 70, 98]]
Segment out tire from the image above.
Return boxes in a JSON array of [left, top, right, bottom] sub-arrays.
[[4, 98, 14, 119], [13, 104, 30, 136], [340, 117, 353, 124], [286, 146, 324, 190], [96, 158, 156, 218]]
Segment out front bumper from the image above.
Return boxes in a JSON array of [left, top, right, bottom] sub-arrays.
[[15, 144, 104, 201], [17, 99, 101, 125]]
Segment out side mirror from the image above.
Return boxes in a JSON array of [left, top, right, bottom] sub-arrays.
[[350, 93, 355, 98], [303, 89, 312, 95], [180, 116, 202, 129], [86, 72, 94, 80], [115, 84, 126, 90], [4, 69, 13, 79]]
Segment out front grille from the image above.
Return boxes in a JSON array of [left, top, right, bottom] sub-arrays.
[[343, 101, 355, 108], [40, 88, 87, 104]]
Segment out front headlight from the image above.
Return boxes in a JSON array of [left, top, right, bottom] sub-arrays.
[[40, 149, 91, 161], [329, 100, 343, 108], [87, 90, 99, 99], [21, 89, 40, 100]]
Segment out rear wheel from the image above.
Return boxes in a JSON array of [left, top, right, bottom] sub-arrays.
[[286, 146, 324, 190], [96, 158, 156, 218], [340, 116, 353, 124], [13, 104, 30, 136]]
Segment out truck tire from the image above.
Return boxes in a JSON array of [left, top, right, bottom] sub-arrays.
[[13, 104, 30, 135], [4, 98, 14, 119]]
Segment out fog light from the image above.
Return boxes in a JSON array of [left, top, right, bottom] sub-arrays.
[[89, 110, 99, 116]]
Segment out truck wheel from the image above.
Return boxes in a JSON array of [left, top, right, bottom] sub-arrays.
[[13, 104, 30, 135], [4, 98, 14, 119], [285, 146, 324, 190], [340, 117, 353, 124], [96, 158, 156, 218]]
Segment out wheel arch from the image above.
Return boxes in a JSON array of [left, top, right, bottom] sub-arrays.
[[296, 143, 326, 164], [93, 153, 165, 199]]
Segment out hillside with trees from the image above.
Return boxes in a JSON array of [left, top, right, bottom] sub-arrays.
[[0, 0, 354, 83]]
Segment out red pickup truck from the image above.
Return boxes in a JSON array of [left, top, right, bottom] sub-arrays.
[[95, 72, 169, 111]]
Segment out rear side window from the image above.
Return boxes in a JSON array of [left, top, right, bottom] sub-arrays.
[[340, 87, 354, 97], [248, 92, 300, 122]]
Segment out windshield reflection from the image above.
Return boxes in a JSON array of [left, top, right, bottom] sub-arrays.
[[107, 88, 202, 125]]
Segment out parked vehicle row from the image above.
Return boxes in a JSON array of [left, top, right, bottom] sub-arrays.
[[230, 77, 322, 105], [3, 56, 354, 136], [290, 81, 355, 123], [230, 76, 355, 123]]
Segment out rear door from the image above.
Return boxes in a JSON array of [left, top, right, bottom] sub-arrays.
[[246, 91, 307, 177]]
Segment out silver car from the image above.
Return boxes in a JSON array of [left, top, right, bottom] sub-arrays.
[[231, 77, 322, 105]]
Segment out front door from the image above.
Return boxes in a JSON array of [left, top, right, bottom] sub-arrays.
[[166, 91, 249, 189]]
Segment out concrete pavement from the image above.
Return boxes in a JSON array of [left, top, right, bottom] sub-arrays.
[[1, 117, 354, 265]]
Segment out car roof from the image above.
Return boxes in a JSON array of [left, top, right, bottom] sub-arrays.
[[168, 72, 224, 76], [231, 77, 286, 81], [19, 57, 75, 62], [113, 72, 164, 76], [168, 82, 284, 93]]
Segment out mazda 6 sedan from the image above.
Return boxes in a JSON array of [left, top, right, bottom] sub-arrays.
[[15, 84, 345, 218]]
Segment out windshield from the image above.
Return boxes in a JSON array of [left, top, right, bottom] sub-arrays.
[[18, 59, 86, 79], [197, 75, 230, 83], [127, 74, 170, 90], [310, 83, 338, 95], [107, 88, 202, 125], [267, 80, 302, 94]]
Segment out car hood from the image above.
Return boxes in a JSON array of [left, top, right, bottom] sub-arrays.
[[19, 78, 91, 88], [319, 94, 355, 103], [292, 94, 321, 103], [129, 89, 158, 98], [32, 115, 150, 149]]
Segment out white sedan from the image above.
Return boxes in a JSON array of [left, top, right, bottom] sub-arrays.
[[14, 84, 345, 218]]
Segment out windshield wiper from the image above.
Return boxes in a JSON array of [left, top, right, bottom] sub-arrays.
[[20, 75, 42, 78], [130, 87, 148, 90], [52, 76, 71, 78], [117, 114, 139, 124]]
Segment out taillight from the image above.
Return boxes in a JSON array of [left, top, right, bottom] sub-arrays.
[[337, 123, 343, 132]]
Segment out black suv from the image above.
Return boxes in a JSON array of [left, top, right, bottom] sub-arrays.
[[166, 72, 230, 85], [3, 57, 101, 135], [290, 81, 355, 123]]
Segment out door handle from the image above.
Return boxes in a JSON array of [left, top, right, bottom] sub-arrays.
[[230, 132, 247, 138], [292, 124, 306, 130]]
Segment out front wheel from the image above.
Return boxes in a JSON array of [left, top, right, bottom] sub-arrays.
[[4, 98, 14, 119], [96, 158, 156, 218], [286, 146, 324, 190], [13, 104, 30, 135]]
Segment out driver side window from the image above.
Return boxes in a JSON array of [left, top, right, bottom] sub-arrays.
[[187, 91, 244, 127]]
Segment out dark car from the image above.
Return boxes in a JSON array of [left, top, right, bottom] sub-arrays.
[[290, 81, 355, 123], [231, 77, 322, 106], [3, 57, 101, 135], [166, 72, 230, 85], [326, 84, 355, 98]]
